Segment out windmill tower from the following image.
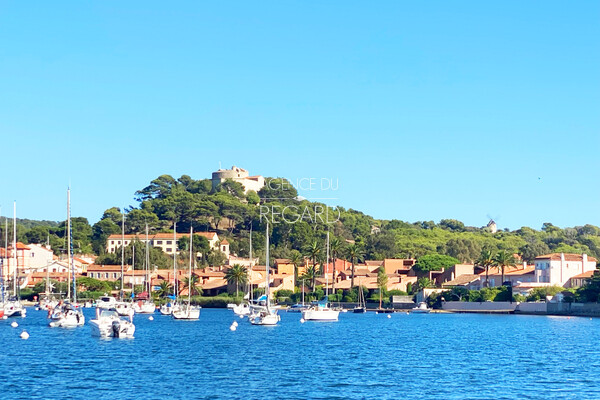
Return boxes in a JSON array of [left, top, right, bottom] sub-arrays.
[[486, 215, 498, 233]]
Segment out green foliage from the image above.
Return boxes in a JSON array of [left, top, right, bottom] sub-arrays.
[[77, 277, 112, 292], [413, 254, 460, 273], [526, 285, 567, 302], [576, 272, 600, 302], [224, 264, 248, 296]]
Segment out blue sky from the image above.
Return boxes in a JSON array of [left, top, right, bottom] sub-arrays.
[[0, 1, 598, 230]]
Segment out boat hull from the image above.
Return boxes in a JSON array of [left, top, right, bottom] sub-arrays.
[[249, 313, 280, 325], [302, 309, 339, 321], [172, 307, 201, 320]]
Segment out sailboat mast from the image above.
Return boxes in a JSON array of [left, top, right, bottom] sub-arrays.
[[265, 221, 270, 304], [120, 212, 124, 300], [13, 201, 17, 297], [131, 242, 135, 299], [173, 222, 177, 298], [248, 224, 252, 301], [145, 224, 149, 296], [0, 209, 4, 304], [326, 231, 330, 297], [66, 190, 71, 301], [69, 188, 76, 304], [188, 226, 193, 305]]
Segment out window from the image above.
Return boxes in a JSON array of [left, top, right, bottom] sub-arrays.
[[31, 252, 35, 257], [222, 246, 226, 251], [111, 241, 114, 244], [167, 241, 172, 245], [157, 241, 163, 245], [166, 248, 172, 253]]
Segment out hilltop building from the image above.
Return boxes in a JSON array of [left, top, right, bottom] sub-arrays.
[[211, 165, 265, 194], [106, 232, 227, 256]]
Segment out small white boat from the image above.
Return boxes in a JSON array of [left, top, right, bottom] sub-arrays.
[[96, 295, 118, 310], [410, 302, 431, 314], [4, 298, 26, 318], [160, 302, 180, 316], [287, 303, 308, 313], [232, 302, 251, 316], [302, 296, 339, 321], [172, 303, 201, 320], [115, 301, 135, 317], [49, 304, 85, 328], [249, 309, 280, 325], [132, 300, 155, 314], [89, 309, 135, 338]]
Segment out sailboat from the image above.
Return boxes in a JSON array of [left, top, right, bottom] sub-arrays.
[[353, 276, 367, 313], [115, 213, 134, 317], [132, 224, 156, 314], [232, 224, 252, 316], [51, 189, 84, 328], [249, 221, 280, 326], [301, 231, 340, 321], [172, 226, 201, 320], [4, 202, 26, 318], [160, 223, 179, 316]]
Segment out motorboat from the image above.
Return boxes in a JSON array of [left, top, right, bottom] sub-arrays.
[[410, 302, 431, 314], [302, 296, 340, 321], [49, 304, 85, 328], [4, 297, 26, 317], [89, 308, 135, 338], [287, 303, 308, 313], [172, 303, 201, 320], [232, 302, 251, 316], [96, 295, 118, 310], [115, 301, 135, 317], [132, 300, 155, 314]]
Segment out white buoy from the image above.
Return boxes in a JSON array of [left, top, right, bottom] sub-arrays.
[[11, 321, 18, 328], [232, 321, 238, 327], [148, 316, 154, 321], [2, 315, 7, 320], [300, 318, 305, 323], [239, 314, 244, 319], [229, 324, 237, 331], [387, 314, 391, 319], [375, 311, 379, 315], [20, 331, 29, 340]]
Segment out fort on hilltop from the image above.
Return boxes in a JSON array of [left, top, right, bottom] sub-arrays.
[[211, 165, 265, 194]]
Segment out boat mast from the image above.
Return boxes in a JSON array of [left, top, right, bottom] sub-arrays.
[[0, 208, 4, 303], [69, 188, 76, 304], [265, 221, 270, 309], [173, 222, 177, 299], [13, 201, 17, 298], [131, 242, 135, 299], [325, 230, 330, 297], [188, 226, 193, 306], [145, 223, 149, 297], [120, 212, 124, 300], [248, 223, 252, 301], [66, 190, 71, 301]]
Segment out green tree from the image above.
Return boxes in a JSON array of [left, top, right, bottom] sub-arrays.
[[476, 249, 494, 288], [413, 254, 459, 273], [493, 250, 516, 285], [345, 243, 364, 289], [225, 264, 248, 297], [305, 240, 322, 290], [182, 274, 202, 296], [329, 237, 342, 293]]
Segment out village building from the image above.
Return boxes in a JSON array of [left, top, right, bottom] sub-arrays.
[[105, 232, 226, 256], [534, 253, 597, 286]]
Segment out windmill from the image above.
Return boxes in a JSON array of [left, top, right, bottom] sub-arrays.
[[486, 214, 500, 234]]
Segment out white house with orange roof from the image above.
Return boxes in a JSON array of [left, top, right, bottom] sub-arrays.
[[534, 253, 597, 286], [106, 231, 225, 256]]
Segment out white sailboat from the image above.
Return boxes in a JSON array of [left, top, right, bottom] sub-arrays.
[[52, 189, 84, 328], [302, 231, 339, 321], [115, 213, 134, 317], [160, 223, 179, 316], [172, 226, 200, 320], [353, 276, 367, 313], [4, 202, 26, 318], [249, 221, 280, 326], [232, 224, 252, 316], [132, 224, 155, 314]]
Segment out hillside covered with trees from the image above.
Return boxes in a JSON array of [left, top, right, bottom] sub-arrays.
[[3, 174, 600, 268]]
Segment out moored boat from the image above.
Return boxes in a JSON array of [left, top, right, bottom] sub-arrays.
[[89, 308, 135, 338], [410, 302, 431, 314]]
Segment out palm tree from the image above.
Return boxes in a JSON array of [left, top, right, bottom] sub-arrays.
[[416, 277, 434, 291], [493, 250, 516, 286], [329, 237, 342, 294], [182, 274, 202, 296], [302, 264, 318, 292], [476, 249, 494, 287], [346, 243, 364, 289], [225, 264, 248, 297], [156, 281, 172, 298], [376, 267, 388, 309], [305, 240, 321, 289]]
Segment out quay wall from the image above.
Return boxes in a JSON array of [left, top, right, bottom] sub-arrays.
[[515, 302, 547, 314], [442, 301, 517, 312], [547, 302, 600, 317]]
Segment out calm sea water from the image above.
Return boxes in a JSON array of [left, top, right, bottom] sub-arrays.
[[1, 308, 599, 400]]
